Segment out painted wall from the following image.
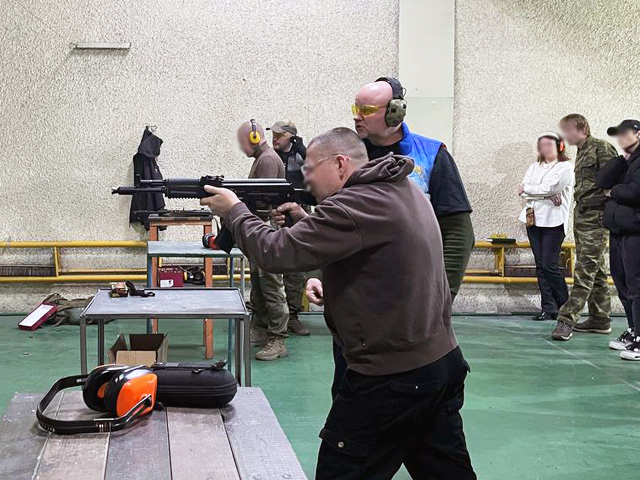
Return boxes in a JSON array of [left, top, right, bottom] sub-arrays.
[[0, 0, 399, 311], [453, 0, 637, 312], [400, 0, 454, 149]]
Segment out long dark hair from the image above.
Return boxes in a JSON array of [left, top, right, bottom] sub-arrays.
[[537, 133, 569, 164]]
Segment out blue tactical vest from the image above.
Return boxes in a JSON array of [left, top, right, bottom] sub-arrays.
[[397, 123, 442, 194]]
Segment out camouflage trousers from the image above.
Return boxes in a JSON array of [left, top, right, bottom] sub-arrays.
[[248, 264, 289, 338], [283, 271, 306, 317], [558, 208, 611, 326]]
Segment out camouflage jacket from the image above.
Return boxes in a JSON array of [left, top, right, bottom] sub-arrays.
[[574, 135, 618, 209]]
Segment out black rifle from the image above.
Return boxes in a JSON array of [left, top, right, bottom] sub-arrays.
[[113, 175, 316, 252]]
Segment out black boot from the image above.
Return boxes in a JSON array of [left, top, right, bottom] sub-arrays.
[[532, 312, 557, 321]]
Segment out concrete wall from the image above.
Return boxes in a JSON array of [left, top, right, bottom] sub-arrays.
[[3, 0, 636, 313], [0, 0, 399, 311], [453, 0, 636, 312], [400, 0, 454, 149]]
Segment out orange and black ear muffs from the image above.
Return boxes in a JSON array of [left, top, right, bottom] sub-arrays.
[[36, 366, 157, 435], [104, 366, 157, 417], [249, 119, 261, 145], [375, 76, 407, 127], [538, 132, 565, 154], [82, 365, 129, 412]]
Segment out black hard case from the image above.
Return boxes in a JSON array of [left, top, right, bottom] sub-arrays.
[[151, 362, 237, 408]]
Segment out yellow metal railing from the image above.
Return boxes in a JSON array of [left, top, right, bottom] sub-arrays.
[[0, 239, 612, 285], [0, 240, 246, 283]]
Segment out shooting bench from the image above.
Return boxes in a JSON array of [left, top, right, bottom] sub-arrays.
[[0, 387, 307, 480]]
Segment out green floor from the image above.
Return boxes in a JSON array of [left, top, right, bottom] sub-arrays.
[[1, 314, 639, 479]]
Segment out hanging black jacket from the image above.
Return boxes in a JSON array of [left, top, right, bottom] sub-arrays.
[[597, 147, 640, 234], [129, 128, 165, 228]]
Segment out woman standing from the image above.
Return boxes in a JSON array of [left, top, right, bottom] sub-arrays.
[[518, 133, 575, 321]]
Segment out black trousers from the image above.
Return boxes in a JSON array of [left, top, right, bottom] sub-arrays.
[[610, 234, 640, 332], [317, 347, 476, 480], [527, 225, 568, 315]]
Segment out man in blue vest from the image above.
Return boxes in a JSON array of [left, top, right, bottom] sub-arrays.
[[320, 77, 475, 399], [352, 77, 475, 301]]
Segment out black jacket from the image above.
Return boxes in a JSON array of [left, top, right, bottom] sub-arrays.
[[130, 128, 165, 228], [276, 136, 306, 188], [597, 147, 640, 234]]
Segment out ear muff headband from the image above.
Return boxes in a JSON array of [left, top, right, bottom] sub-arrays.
[[249, 119, 261, 145], [375, 77, 407, 127], [538, 132, 565, 153], [37, 366, 156, 435]]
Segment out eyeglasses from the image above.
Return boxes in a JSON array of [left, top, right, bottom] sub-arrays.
[[351, 104, 382, 117], [272, 131, 290, 139], [301, 155, 340, 176]]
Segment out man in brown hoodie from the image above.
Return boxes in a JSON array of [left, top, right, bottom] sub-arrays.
[[201, 128, 475, 480]]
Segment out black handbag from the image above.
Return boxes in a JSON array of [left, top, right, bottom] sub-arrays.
[[151, 361, 237, 408]]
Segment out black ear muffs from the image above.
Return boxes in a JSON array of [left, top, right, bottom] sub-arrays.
[[82, 365, 129, 412], [375, 76, 407, 127]]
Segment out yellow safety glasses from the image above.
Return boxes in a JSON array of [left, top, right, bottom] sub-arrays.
[[351, 104, 382, 117]]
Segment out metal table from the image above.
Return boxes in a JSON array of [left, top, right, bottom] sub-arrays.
[[80, 288, 251, 386], [147, 241, 246, 362]]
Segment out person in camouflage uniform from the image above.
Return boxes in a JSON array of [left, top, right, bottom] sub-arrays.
[[551, 114, 617, 341]]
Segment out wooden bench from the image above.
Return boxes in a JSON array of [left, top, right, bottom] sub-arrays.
[[0, 387, 308, 480]]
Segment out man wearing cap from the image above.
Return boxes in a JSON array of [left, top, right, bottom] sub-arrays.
[[268, 120, 310, 336], [237, 120, 290, 361], [597, 120, 640, 359], [551, 114, 618, 341]]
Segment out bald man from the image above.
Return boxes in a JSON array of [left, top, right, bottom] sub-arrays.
[[353, 78, 474, 301], [201, 127, 475, 480], [237, 120, 290, 361]]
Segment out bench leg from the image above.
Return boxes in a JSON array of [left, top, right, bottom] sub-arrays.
[[80, 315, 87, 375]]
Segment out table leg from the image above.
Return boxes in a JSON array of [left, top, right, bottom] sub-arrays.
[[147, 253, 152, 333], [150, 228, 159, 334], [240, 256, 246, 300], [235, 318, 242, 385], [80, 315, 87, 375], [243, 313, 251, 387], [98, 319, 105, 366], [227, 257, 235, 372], [204, 249, 214, 358]]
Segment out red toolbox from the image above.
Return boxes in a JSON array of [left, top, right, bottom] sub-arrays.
[[158, 267, 184, 288]]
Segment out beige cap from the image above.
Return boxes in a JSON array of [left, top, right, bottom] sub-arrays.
[[267, 120, 297, 135]]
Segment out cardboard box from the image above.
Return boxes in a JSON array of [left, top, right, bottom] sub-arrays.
[[108, 333, 168, 366]]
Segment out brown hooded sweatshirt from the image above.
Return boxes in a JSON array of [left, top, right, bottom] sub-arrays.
[[225, 153, 458, 376]]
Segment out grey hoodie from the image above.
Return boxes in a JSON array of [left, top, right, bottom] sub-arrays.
[[225, 153, 458, 375]]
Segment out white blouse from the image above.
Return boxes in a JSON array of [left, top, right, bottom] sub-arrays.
[[518, 160, 575, 233]]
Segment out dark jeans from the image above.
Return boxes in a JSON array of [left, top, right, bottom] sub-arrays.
[[610, 234, 640, 332], [317, 348, 476, 480], [527, 224, 568, 315]]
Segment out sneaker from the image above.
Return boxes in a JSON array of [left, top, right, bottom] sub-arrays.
[[551, 321, 573, 341], [532, 312, 557, 321], [609, 328, 635, 351], [287, 314, 310, 336], [620, 337, 640, 361], [255, 336, 288, 361], [250, 324, 269, 347], [574, 317, 612, 334]]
